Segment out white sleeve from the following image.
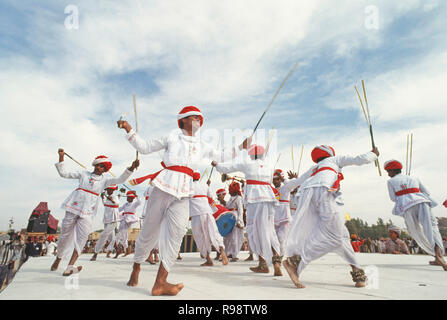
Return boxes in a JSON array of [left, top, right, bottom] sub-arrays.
[[417, 179, 430, 196], [202, 141, 238, 163], [295, 166, 315, 185], [125, 129, 168, 154], [282, 178, 303, 194], [335, 151, 378, 168], [236, 197, 244, 225], [215, 161, 244, 174], [118, 204, 125, 213], [387, 180, 396, 202], [105, 168, 133, 187], [55, 162, 82, 179]]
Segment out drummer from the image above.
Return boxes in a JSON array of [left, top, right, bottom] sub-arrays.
[[190, 172, 229, 266], [216, 188, 227, 206]]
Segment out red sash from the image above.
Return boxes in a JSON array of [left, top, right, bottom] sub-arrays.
[[76, 188, 99, 196], [246, 180, 277, 197], [122, 212, 135, 215], [311, 166, 344, 190], [193, 195, 208, 198], [279, 200, 290, 203], [104, 204, 119, 208], [129, 161, 194, 186], [395, 188, 420, 196]]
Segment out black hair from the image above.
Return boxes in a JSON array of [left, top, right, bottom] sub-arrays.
[[316, 156, 330, 163], [388, 169, 402, 175], [179, 119, 184, 129]]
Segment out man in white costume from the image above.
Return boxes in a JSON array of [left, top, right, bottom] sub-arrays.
[[118, 105, 250, 296], [212, 144, 282, 276], [141, 184, 160, 264], [283, 145, 379, 288], [190, 172, 228, 266], [272, 169, 301, 258], [224, 181, 245, 262], [91, 184, 120, 261], [114, 190, 141, 258], [384, 159, 447, 270], [51, 149, 139, 276]]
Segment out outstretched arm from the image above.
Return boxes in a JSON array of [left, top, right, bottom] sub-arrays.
[[118, 120, 167, 154], [336, 148, 379, 168], [105, 159, 139, 187], [55, 148, 82, 179]]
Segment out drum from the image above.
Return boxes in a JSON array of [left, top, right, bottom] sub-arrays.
[[213, 204, 236, 237]]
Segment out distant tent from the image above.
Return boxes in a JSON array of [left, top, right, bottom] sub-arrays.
[[27, 202, 59, 234]]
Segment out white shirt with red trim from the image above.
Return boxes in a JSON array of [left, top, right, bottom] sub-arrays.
[[226, 195, 244, 227], [275, 179, 301, 224], [102, 194, 120, 224], [119, 197, 142, 224], [55, 161, 133, 218], [125, 129, 237, 199], [387, 174, 437, 216], [216, 158, 277, 204], [295, 151, 377, 192], [190, 181, 214, 217]]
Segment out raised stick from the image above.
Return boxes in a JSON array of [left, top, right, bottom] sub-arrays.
[[291, 145, 295, 172], [406, 134, 409, 175], [133, 94, 139, 164], [297, 145, 304, 177], [409, 133, 413, 176], [64, 152, 87, 169]]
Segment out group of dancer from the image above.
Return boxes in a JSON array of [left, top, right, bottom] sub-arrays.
[[50, 105, 447, 295]]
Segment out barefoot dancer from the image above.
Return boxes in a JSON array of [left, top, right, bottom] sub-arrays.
[[190, 172, 228, 266], [384, 160, 447, 270], [51, 149, 138, 276], [114, 191, 141, 258], [91, 185, 121, 261], [224, 181, 245, 262], [213, 144, 282, 276], [119, 106, 250, 296], [283, 145, 379, 288]]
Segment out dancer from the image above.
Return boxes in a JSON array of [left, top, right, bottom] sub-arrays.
[[51, 149, 139, 276], [91, 185, 120, 261], [283, 145, 379, 288], [216, 188, 227, 206], [384, 159, 447, 270], [212, 144, 282, 276], [114, 191, 141, 258], [272, 169, 301, 257], [119, 105, 250, 296], [224, 181, 245, 262], [190, 172, 228, 266]]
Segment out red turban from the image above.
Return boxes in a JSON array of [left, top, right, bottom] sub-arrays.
[[274, 169, 284, 178], [92, 155, 112, 172], [228, 181, 242, 196], [177, 106, 203, 128], [384, 160, 403, 171], [216, 188, 226, 196], [126, 190, 137, 198], [106, 184, 118, 190], [248, 145, 265, 156], [311, 145, 335, 163]]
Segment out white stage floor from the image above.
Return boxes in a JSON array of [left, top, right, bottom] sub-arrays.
[[1, 252, 446, 300]]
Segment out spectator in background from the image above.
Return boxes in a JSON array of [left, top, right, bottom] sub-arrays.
[[383, 226, 410, 254], [350, 234, 365, 253], [409, 238, 418, 254]]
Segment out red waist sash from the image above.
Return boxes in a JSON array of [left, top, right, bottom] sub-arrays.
[[76, 188, 99, 196], [395, 188, 420, 196], [122, 212, 135, 215], [311, 166, 344, 190], [104, 204, 119, 208]]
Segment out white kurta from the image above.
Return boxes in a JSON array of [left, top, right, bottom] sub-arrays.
[[115, 198, 141, 249], [387, 174, 443, 255], [224, 195, 245, 258], [126, 129, 237, 272], [216, 158, 280, 264], [55, 163, 132, 257], [285, 151, 377, 274], [102, 194, 120, 224]]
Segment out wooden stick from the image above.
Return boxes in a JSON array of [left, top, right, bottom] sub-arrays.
[[265, 128, 275, 155], [355, 86, 370, 125], [297, 145, 304, 177], [406, 134, 409, 175], [64, 152, 87, 169], [408, 134, 413, 175], [200, 168, 208, 182], [291, 145, 295, 172], [133, 94, 139, 163]]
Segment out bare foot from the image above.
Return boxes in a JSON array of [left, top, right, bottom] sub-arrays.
[[273, 263, 283, 277], [51, 258, 61, 271], [429, 260, 440, 266], [151, 282, 184, 296], [283, 260, 305, 288], [249, 265, 269, 273], [106, 252, 111, 258], [355, 281, 366, 288], [146, 256, 156, 265], [90, 254, 97, 261], [62, 266, 82, 277], [127, 264, 140, 287], [230, 258, 239, 262], [200, 261, 214, 266], [434, 257, 447, 271], [220, 250, 229, 266], [177, 254, 182, 260]]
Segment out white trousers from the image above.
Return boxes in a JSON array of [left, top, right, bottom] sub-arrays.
[[275, 221, 291, 256], [133, 187, 189, 272], [285, 187, 359, 275], [224, 225, 244, 258], [116, 220, 132, 250], [245, 202, 280, 265], [94, 222, 117, 254], [403, 203, 444, 256], [56, 212, 93, 258], [191, 214, 224, 257]]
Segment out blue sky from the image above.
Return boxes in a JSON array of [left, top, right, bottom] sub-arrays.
[[1, 0, 446, 231]]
